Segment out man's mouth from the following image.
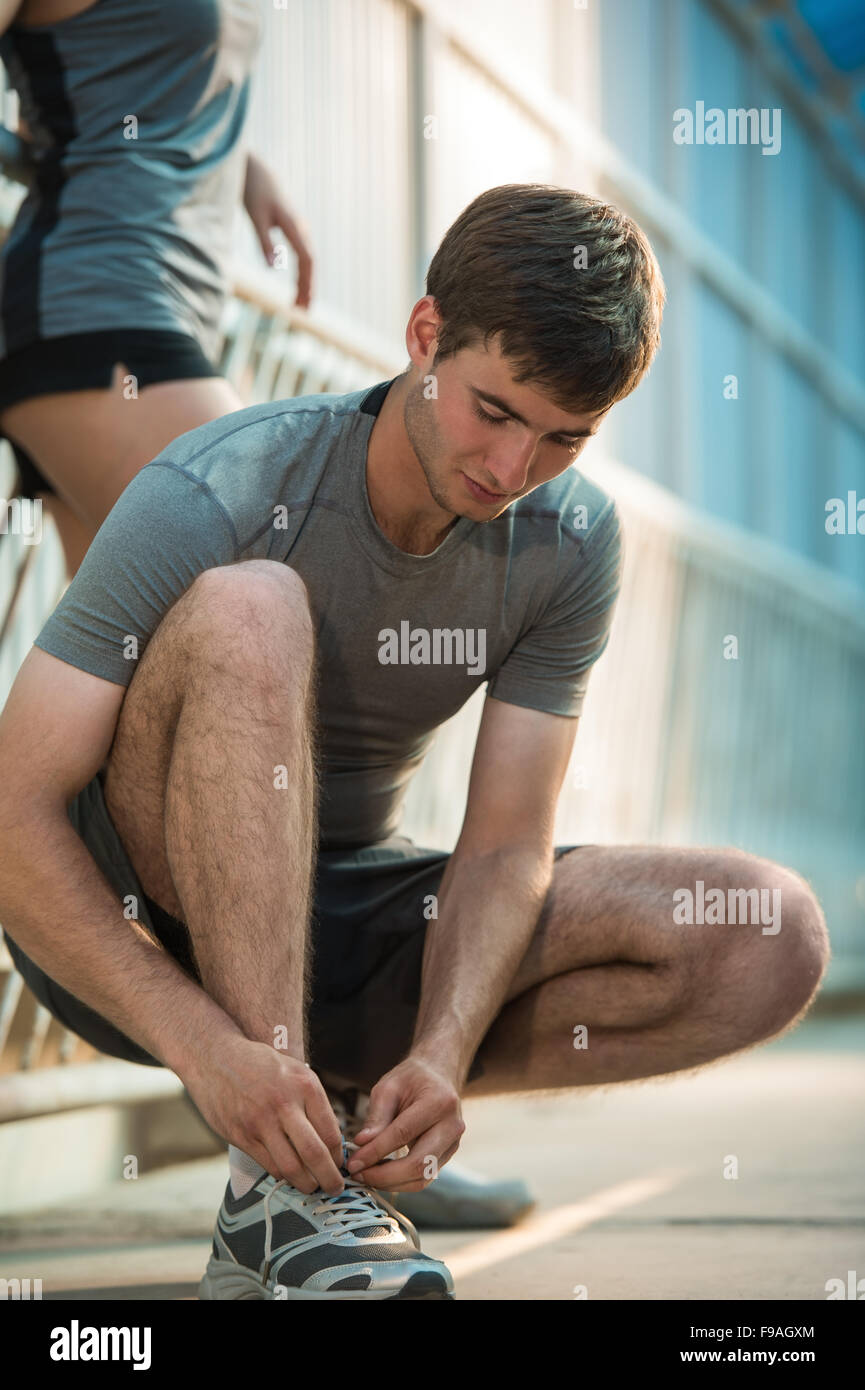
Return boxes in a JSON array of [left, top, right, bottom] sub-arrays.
[[462, 472, 507, 503]]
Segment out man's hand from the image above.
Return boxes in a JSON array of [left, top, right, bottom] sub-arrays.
[[346, 1057, 465, 1191], [182, 1036, 345, 1195]]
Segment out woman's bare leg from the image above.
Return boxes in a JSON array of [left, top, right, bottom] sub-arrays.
[[0, 363, 244, 575], [30, 494, 94, 576]]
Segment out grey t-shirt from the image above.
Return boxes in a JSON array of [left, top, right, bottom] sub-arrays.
[[35, 379, 623, 848]]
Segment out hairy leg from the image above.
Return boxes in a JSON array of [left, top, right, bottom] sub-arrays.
[[1, 365, 243, 573], [102, 559, 320, 1051], [465, 844, 830, 1096]]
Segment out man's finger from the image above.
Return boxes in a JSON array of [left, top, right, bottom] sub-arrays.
[[257, 1125, 319, 1194], [438, 1139, 461, 1169], [347, 1103, 429, 1173], [349, 1106, 442, 1181], [281, 1110, 345, 1195], [352, 1078, 402, 1147], [380, 1139, 462, 1192], [356, 1122, 450, 1188], [240, 1135, 281, 1181]]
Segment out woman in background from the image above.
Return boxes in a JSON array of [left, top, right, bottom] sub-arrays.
[[0, 0, 313, 574]]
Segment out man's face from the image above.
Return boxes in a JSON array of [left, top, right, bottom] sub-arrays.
[[403, 339, 608, 521]]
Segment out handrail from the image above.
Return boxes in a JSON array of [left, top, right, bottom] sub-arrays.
[[0, 1059, 183, 1122], [590, 454, 865, 635], [229, 264, 401, 379]]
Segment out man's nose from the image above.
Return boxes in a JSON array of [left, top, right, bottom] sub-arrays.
[[489, 438, 536, 493]]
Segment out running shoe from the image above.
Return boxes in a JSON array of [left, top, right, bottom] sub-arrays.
[[198, 1145, 454, 1300]]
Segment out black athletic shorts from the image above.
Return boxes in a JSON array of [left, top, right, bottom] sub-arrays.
[[2, 774, 582, 1091], [0, 328, 222, 500]]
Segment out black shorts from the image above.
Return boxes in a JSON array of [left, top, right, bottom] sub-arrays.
[[0, 328, 222, 500], [2, 774, 583, 1091]]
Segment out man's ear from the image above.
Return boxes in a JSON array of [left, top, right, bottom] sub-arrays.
[[409, 298, 443, 360]]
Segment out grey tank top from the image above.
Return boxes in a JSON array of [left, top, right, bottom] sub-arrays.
[[0, 0, 262, 359]]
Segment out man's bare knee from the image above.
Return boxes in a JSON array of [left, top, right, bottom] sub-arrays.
[[761, 865, 830, 1036], [692, 854, 830, 1054], [112, 560, 314, 776], [189, 560, 312, 629], [180, 561, 315, 685]]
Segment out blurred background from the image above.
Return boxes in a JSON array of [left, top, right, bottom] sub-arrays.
[[243, 0, 865, 977], [0, 0, 862, 1298]]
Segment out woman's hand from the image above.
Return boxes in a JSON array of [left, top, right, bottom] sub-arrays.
[[243, 153, 314, 308]]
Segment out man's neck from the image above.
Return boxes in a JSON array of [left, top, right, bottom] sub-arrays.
[[366, 375, 458, 556]]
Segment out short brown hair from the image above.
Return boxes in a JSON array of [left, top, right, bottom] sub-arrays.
[[426, 184, 665, 413]]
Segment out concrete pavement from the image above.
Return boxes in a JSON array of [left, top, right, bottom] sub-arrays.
[[1, 1015, 862, 1301]]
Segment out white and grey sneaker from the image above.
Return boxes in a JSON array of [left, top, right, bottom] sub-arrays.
[[199, 1150, 454, 1300]]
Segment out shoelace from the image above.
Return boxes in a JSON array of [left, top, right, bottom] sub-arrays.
[[262, 1173, 413, 1275]]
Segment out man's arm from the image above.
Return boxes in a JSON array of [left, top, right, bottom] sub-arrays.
[[348, 694, 578, 1187], [0, 650, 241, 1070], [0, 648, 344, 1192], [412, 696, 577, 1079]]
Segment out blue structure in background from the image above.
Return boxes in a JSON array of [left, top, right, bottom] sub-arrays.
[[596, 0, 865, 595]]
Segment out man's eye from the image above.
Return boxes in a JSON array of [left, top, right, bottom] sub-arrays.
[[473, 403, 509, 427], [550, 435, 581, 450]]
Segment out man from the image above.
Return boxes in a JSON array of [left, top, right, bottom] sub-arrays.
[[0, 185, 829, 1301]]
